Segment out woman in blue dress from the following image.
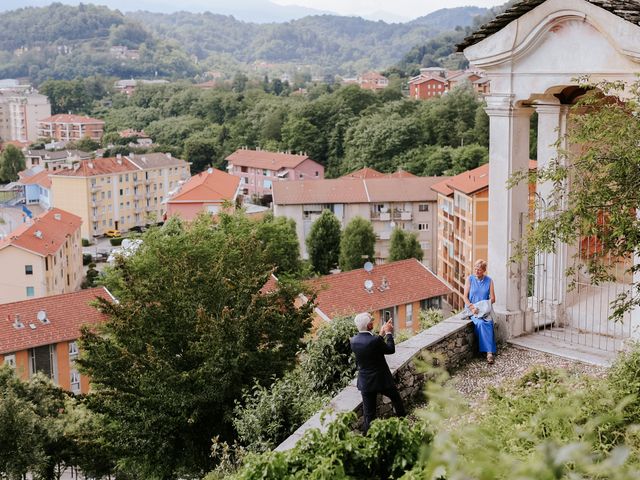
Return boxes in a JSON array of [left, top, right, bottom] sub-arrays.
[[463, 259, 496, 363]]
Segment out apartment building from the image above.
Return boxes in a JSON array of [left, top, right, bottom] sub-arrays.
[[166, 167, 240, 221], [272, 172, 446, 269], [37, 114, 105, 143], [226, 148, 324, 200], [0, 208, 83, 304], [51, 153, 190, 238], [25, 149, 92, 171], [431, 161, 536, 309], [0, 90, 51, 142], [408, 68, 490, 100], [0, 287, 113, 394]]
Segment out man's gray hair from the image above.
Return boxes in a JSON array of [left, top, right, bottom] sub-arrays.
[[354, 312, 372, 332]]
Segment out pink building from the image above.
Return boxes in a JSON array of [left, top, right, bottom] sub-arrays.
[[226, 149, 324, 201], [166, 168, 240, 221]]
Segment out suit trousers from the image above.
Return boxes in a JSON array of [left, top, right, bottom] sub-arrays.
[[361, 386, 406, 434]]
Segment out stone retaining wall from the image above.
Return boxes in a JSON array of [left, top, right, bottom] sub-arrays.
[[276, 314, 475, 451]]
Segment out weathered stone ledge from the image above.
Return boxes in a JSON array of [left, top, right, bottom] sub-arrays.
[[275, 313, 474, 451]]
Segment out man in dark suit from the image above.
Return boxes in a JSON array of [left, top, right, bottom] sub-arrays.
[[350, 312, 406, 434]]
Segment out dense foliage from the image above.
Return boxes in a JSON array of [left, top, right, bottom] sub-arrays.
[[229, 414, 432, 480], [231, 342, 640, 479], [0, 144, 26, 182], [339, 216, 376, 271], [77, 214, 314, 478], [306, 209, 342, 275], [388, 228, 424, 262], [0, 367, 112, 480], [87, 79, 489, 177], [0, 4, 198, 83], [232, 317, 358, 454]]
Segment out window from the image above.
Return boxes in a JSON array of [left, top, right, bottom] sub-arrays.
[[263, 169, 268, 176], [299, 173, 304, 179], [4, 354, 16, 368], [406, 303, 413, 327], [29, 345, 56, 380], [263, 179, 272, 189], [26, 286, 35, 297], [70, 370, 81, 393], [315, 171, 319, 177], [119, 189, 123, 196], [418, 223, 429, 231], [25, 265, 33, 275], [418, 204, 429, 212], [69, 341, 79, 359], [241, 166, 248, 173]]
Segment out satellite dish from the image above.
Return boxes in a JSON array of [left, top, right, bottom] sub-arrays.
[[364, 261, 374, 273], [390, 221, 396, 228], [37, 310, 48, 323], [364, 279, 374, 291]]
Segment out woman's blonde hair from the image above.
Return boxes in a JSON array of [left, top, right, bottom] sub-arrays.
[[474, 259, 487, 271]]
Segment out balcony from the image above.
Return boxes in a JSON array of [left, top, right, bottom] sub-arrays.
[[400, 211, 412, 221], [378, 231, 392, 240], [90, 184, 101, 192]]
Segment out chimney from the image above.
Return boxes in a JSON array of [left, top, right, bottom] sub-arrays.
[[54, 213, 61, 221], [116, 153, 122, 165], [13, 314, 24, 329], [207, 167, 213, 174], [88, 161, 94, 169], [167, 152, 171, 158], [34, 230, 42, 239], [129, 152, 134, 158]]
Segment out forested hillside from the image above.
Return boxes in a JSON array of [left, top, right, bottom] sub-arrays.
[[0, 3, 489, 82], [127, 7, 487, 74], [0, 3, 198, 83], [71, 79, 490, 177]]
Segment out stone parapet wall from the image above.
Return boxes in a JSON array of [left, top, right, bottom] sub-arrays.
[[276, 314, 475, 451]]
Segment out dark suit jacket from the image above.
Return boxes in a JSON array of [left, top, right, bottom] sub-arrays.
[[350, 331, 395, 393]]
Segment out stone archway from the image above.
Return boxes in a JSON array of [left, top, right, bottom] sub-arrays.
[[460, 0, 640, 343]]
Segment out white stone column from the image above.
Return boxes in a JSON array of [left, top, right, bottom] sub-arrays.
[[534, 102, 569, 324], [485, 95, 533, 339]]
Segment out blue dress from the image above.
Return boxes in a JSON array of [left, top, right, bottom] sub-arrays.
[[468, 275, 496, 354]]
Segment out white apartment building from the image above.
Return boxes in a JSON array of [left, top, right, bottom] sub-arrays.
[[0, 88, 51, 142]]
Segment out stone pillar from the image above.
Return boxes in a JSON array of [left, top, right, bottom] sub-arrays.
[[534, 101, 569, 325], [485, 95, 533, 339]]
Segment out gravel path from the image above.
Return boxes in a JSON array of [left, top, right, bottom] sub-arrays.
[[448, 344, 607, 408]]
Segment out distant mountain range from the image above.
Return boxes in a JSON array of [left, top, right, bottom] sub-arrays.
[[0, 2, 492, 82], [0, 0, 487, 24]]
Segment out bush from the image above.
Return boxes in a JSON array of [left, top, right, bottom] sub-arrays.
[[419, 308, 444, 331], [109, 237, 123, 246], [232, 370, 324, 453], [82, 253, 92, 266], [81, 238, 91, 247], [232, 317, 358, 453], [230, 414, 432, 480], [300, 316, 358, 396]]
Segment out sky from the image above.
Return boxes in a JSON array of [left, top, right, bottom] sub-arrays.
[[272, 0, 505, 20]]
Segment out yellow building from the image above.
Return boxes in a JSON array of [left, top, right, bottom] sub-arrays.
[[51, 153, 190, 238], [0, 208, 83, 304], [432, 162, 536, 309]]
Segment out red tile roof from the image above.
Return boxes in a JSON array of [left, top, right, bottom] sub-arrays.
[[306, 259, 450, 319], [342, 167, 387, 179], [20, 170, 51, 189], [409, 75, 448, 85], [226, 149, 316, 170], [169, 168, 240, 203], [0, 287, 112, 355], [273, 176, 445, 205], [51, 157, 136, 177], [38, 114, 104, 125], [0, 208, 82, 257], [432, 161, 537, 197]]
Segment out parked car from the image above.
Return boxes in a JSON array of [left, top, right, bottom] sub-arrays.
[[105, 229, 121, 238], [129, 225, 146, 233]]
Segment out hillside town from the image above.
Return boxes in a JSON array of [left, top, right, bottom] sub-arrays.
[[1, 0, 640, 478]]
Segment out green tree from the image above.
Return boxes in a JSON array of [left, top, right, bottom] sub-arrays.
[[339, 216, 375, 271], [78, 215, 313, 478], [0, 144, 26, 182], [39, 79, 94, 115], [256, 214, 302, 277], [183, 134, 217, 174], [72, 137, 101, 152], [281, 116, 324, 162], [306, 209, 341, 275], [389, 228, 423, 262]]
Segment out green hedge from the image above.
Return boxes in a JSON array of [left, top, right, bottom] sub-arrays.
[[109, 237, 123, 246]]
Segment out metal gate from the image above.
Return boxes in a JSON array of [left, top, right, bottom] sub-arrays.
[[524, 203, 634, 352]]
